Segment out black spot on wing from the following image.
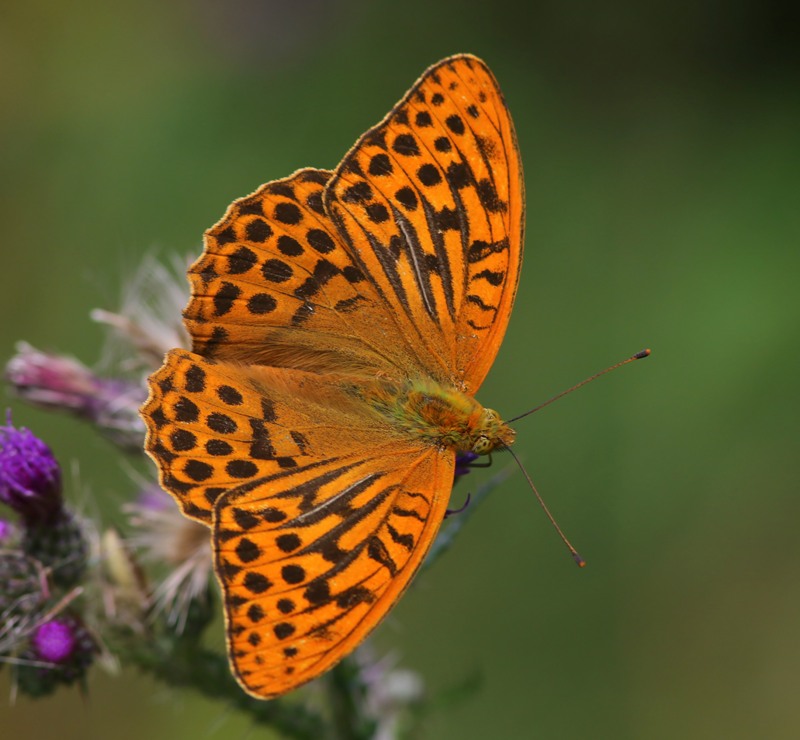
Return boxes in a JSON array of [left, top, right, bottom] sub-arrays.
[[466, 294, 498, 313], [387, 523, 414, 551], [467, 237, 509, 264], [473, 268, 504, 286], [367, 535, 398, 576]]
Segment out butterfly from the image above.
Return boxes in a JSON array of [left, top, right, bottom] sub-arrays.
[[141, 53, 523, 698]]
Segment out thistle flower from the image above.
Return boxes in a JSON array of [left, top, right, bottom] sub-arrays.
[[355, 646, 424, 740], [15, 613, 97, 697], [31, 618, 76, 663], [0, 412, 63, 526], [124, 484, 212, 632], [5, 343, 147, 452], [91, 253, 191, 372], [0, 413, 89, 587], [0, 551, 47, 626], [6, 255, 190, 453], [454, 451, 480, 480], [0, 517, 16, 542], [0, 417, 98, 695]]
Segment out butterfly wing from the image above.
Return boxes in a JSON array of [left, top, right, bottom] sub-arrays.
[[142, 349, 409, 524], [183, 54, 522, 391], [184, 168, 425, 380], [325, 54, 524, 392], [214, 446, 453, 698], [141, 349, 455, 697]]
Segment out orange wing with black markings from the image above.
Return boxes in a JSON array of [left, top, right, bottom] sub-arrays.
[[214, 448, 453, 697], [326, 55, 523, 390]]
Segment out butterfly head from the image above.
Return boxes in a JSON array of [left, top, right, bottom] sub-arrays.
[[469, 406, 515, 455]]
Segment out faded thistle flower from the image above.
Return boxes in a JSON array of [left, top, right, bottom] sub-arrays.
[[124, 483, 212, 632], [91, 253, 191, 372], [6, 343, 146, 452], [5, 255, 191, 453], [355, 645, 425, 740]]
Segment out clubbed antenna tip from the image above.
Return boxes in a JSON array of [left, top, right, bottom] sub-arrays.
[[508, 346, 654, 424]]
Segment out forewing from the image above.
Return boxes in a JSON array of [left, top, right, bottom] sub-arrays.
[[325, 54, 524, 392], [184, 168, 421, 377], [213, 447, 454, 698]]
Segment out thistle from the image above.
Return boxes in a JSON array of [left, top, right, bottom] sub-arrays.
[[0, 413, 88, 588], [14, 614, 97, 698]]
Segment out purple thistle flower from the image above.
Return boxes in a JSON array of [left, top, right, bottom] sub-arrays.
[[0, 411, 62, 525], [446, 452, 482, 518], [0, 412, 89, 585], [454, 451, 480, 479], [16, 612, 97, 697], [32, 619, 76, 663], [0, 517, 15, 541]]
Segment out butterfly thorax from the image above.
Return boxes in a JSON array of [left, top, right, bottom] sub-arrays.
[[362, 377, 515, 455]]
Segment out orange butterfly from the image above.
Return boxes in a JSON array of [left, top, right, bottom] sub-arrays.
[[141, 53, 523, 698]]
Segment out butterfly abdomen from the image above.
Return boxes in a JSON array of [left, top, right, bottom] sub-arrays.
[[363, 377, 514, 454]]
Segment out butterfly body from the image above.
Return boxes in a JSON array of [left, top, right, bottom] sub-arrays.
[[360, 376, 515, 454], [142, 54, 524, 698]]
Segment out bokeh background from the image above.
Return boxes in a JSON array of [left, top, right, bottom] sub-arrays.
[[2, 1, 799, 738]]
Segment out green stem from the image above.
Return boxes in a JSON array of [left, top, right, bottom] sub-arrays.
[[328, 657, 377, 740], [127, 633, 325, 739]]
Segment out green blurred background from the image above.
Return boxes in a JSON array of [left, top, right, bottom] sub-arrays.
[[2, 0, 799, 737]]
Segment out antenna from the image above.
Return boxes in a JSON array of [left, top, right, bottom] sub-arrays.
[[506, 445, 586, 567], [508, 348, 651, 424], [503, 347, 651, 566]]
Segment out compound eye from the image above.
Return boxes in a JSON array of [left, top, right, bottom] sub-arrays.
[[472, 436, 492, 454]]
